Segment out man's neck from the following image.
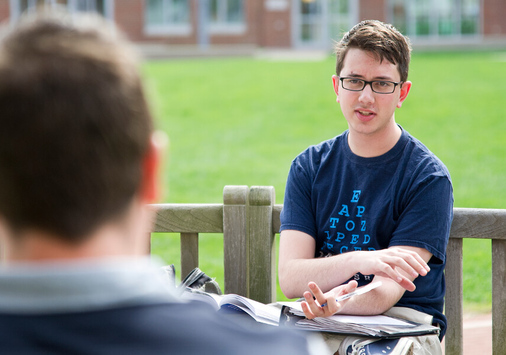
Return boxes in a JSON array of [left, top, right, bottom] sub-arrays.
[[347, 123, 402, 158], [1, 202, 152, 263], [3, 226, 129, 262]]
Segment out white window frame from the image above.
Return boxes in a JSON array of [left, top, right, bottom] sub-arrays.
[[209, 0, 245, 35]]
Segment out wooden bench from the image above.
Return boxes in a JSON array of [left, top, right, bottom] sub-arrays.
[[150, 185, 506, 355]]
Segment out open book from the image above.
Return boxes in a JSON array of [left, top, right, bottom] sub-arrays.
[[280, 302, 440, 338], [181, 290, 281, 326], [183, 290, 439, 338]]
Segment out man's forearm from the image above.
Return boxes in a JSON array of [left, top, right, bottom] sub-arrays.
[[335, 276, 405, 315], [279, 253, 358, 299]]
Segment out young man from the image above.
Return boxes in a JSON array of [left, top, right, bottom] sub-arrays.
[[0, 10, 328, 355], [278, 20, 453, 354]]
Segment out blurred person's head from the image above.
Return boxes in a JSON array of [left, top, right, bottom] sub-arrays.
[[0, 9, 161, 259], [334, 20, 412, 82]]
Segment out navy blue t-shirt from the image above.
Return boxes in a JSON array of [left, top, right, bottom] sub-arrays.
[[280, 127, 453, 338]]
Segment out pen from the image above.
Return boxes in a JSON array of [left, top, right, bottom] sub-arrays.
[[320, 281, 383, 308]]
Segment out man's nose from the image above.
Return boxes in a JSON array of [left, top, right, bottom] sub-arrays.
[[358, 83, 375, 104]]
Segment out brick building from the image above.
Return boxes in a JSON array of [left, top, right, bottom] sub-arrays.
[[1, 0, 505, 49]]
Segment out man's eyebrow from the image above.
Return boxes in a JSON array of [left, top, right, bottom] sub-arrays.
[[344, 73, 396, 81], [345, 73, 364, 78], [373, 76, 396, 81]]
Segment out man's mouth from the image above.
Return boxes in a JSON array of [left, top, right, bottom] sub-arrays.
[[355, 109, 376, 120], [357, 110, 374, 116]]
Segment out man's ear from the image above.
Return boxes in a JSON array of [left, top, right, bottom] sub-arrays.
[[0, 215, 15, 261], [332, 75, 340, 102], [397, 81, 412, 108], [140, 131, 168, 204]]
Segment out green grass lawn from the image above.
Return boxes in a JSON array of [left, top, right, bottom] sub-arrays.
[[143, 50, 506, 311]]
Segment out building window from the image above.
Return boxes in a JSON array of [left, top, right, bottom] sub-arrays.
[[300, 0, 323, 43], [11, 0, 112, 23], [295, 0, 356, 48], [17, 0, 106, 15], [328, 0, 353, 41], [18, 0, 65, 12], [145, 0, 191, 36], [75, 0, 105, 13], [209, 0, 245, 34], [390, 0, 480, 38], [461, 0, 480, 35]]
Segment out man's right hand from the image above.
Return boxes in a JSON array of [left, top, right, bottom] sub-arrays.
[[301, 280, 358, 319]]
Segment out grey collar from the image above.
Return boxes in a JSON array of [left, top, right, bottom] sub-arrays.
[[0, 257, 180, 314]]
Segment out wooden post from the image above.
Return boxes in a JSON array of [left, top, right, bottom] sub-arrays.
[[248, 186, 276, 304], [492, 238, 506, 355], [223, 185, 249, 297], [445, 237, 464, 355]]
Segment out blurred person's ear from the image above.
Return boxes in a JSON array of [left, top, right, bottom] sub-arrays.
[[0, 216, 10, 261], [140, 131, 169, 204]]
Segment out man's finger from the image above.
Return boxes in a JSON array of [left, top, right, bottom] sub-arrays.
[[308, 282, 327, 306], [394, 248, 430, 275], [301, 300, 316, 319], [343, 280, 358, 294], [302, 291, 325, 318]]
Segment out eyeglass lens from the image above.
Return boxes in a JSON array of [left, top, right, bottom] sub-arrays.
[[341, 78, 396, 94]]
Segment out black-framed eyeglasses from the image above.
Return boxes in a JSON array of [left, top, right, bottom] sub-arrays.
[[339, 77, 402, 94]]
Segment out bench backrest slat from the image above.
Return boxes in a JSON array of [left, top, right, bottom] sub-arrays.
[[152, 204, 223, 233], [223, 186, 249, 297], [445, 238, 464, 355]]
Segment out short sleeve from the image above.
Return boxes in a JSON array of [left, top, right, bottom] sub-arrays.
[[280, 155, 317, 238], [390, 174, 453, 263]]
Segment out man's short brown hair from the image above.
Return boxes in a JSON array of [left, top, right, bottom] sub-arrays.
[[0, 10, 153, 241], [334, 20, 412, 82]]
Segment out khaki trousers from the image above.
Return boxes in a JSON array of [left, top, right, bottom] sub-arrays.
[[320, 307, 442, 355]]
